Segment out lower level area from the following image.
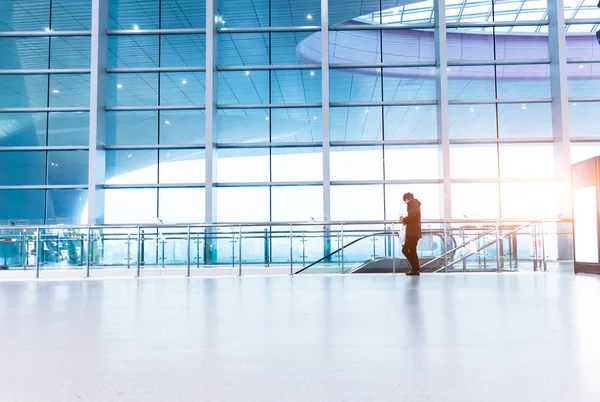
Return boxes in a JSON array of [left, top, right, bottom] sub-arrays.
[[1, 272, 599, 401]]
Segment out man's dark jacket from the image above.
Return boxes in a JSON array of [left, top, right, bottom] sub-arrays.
[[402, 199, 422, 238]]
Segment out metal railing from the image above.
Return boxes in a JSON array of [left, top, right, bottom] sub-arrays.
[[0, 219, 570, 279]]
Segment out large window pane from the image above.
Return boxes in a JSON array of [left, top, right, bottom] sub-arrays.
[[218, 33, 269, 65], [501, 182, 558, 219], [498, 103, 552, 138], [382, 68, 437, 101], [104, 189, 158, 224], [107, 73, 158, 106], [271, 147, 322, 182], [331, 146, 383, 181], [565, 30, 600, 60], [49, 74, 90, 107], [449, 104, 497, 139], [0, 190, 45, 224], [330, 69, 382, 102], [331, 185, 384, 221], [51, 36, 91, 69], [0, 2, 50, 31], [52, 0, 92, 30], [158, 188, 205, 224], [160, 72, 205, 106], [385, 145, 439, 180], [46, 189, 88, 225], [272, 32, 316, 64], [272, 186, 323, 222], [568, 63, 600, 97], [272, 108, 322, 142], [384, 105, 437, 140], [329, 30, 381, 64], [219, 0, 320, 27], [217, 109, 269, 143], [499, 144, 554, 179], [218, 71, 269, 104], [452, 183, 500, 220], [496, 65, 551, 98], [0, 37, 49, 69], [161, 35, 206, 66], [0, 113, 47, 146], [0, 151, 46, 186], [330, 106, 382, 142], [0, 75, 48, 108], [386, 184, 441, 221], [160, 110, 205, 144], [108, 35, 158, 68], [159, 149, 205, 184], [570, 102, 600, 138], [450, 145, 498, 179], [106, 150, 158, 185], [47, 150, 89, 185], [449, 66, 496, 100], [217, 187, 269, 222], [106, 111, 158, 145], [217, 148, 270, 183], [108, 0, 159, 30], [161, 0, 206, 29], [571, 143, 600, 164], [271, 70, 321, 103]]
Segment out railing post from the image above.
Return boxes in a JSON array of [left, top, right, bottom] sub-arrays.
[[341, 223, 345, 274], [126, 232, 131, 269], [35, 227, 40, 279], [136, 226, 141, 278], [289, 224, 293, 276], [443, 222, 448, 273], [392, 222, 396, 274], [495, 221, 501, 273], [85, 227, 91, 278], [186, 226, 191, 278], [541, 221, 547, 272], [532, 223, 538, 272], [238, 225, 243, 277]]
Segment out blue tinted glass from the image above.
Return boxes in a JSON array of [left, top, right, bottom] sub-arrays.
[[106, 150, 158, 184], [50, 36, 91, 68], [218, 33, 269, 65], [0, 37, 49, 69], [272, 32, 316, 64], [382, 29, 435, 63], [329, 31, 381, 64], [161, 0, 206, 28], [0, 75, 48, 108], [218, 0, 268, 27], [384, 105, 437, 140], [217, 108, 269, 143], [0, 112, 47, 146], [47, 150, 89, 185], [160, 110, 205, 144], [52, 0, 92, 30], [107, 73, 158, 106], [0, 151, 46, 185], [272, 70, 321, 103], [568, 63, 600, 97], [49, 74, 90, 107], [160, 72, 205, 105], [570, 102, 600, 137], [0, 1, 50, 31], [106, 111, 158, 145], [330, 69, 382, 102], [48, 112, 90, 146], [383, 68, 437, 101], [271, 108, 322, 142], [161, 35, 206, 67], [448, 66, 496, 100], [330, 107, 382, 141], [449, 104, 497, 139], [498, 102, 552, 138], [496, 65, 551, 99], [271, 0, 320, 26], [46, 189, 88, 225], [108, 0, 159, 30], [0, 190, 45, 224], [218, 71, 269, 104], [108, 35, 158, 68]]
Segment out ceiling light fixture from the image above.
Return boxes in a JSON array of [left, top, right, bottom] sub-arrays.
[[117, 84, 123, 89], [133, 25, 139, 31]]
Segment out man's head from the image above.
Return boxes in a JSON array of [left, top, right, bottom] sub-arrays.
[[403, 192, 414, 204]]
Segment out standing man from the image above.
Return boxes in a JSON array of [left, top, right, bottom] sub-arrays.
[[400, 192, 422, 276]]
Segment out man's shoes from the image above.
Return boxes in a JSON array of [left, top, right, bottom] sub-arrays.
[[406, 271, 420, 276]]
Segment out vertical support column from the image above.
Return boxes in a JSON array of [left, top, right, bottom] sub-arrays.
[[204, 0, 219, 264], [548, 0, 573, 260], [87, 0, 108, 225], [321, 0, 332, 259], [433, 0, 451, 220]]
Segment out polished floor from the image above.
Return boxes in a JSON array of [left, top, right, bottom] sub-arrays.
[[1, 272, 600, 401]]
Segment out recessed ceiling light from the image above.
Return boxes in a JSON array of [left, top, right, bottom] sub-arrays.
[[310, 71, 315, 76], [117, 84, 123, 89], [128, 154, 132, 158], [307, 14, 313, 20], [52, 89, 59, 94], [469, 107, 475, 112], [245, 71, 250, 76], [265, 117, 269, 121], [133, 25, 139, 31], [579, 65, 584, 69], [44, 27, 51, 32], [365, 108, 369, 113], [415, 106, 420, 111], [182, 79, 187, 85], [446, 67, 451, 72], [521, 104, 527, 110], [313, 116, 317, 120], [573, 103, 577, 106], [165, 120, 170, 125]]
